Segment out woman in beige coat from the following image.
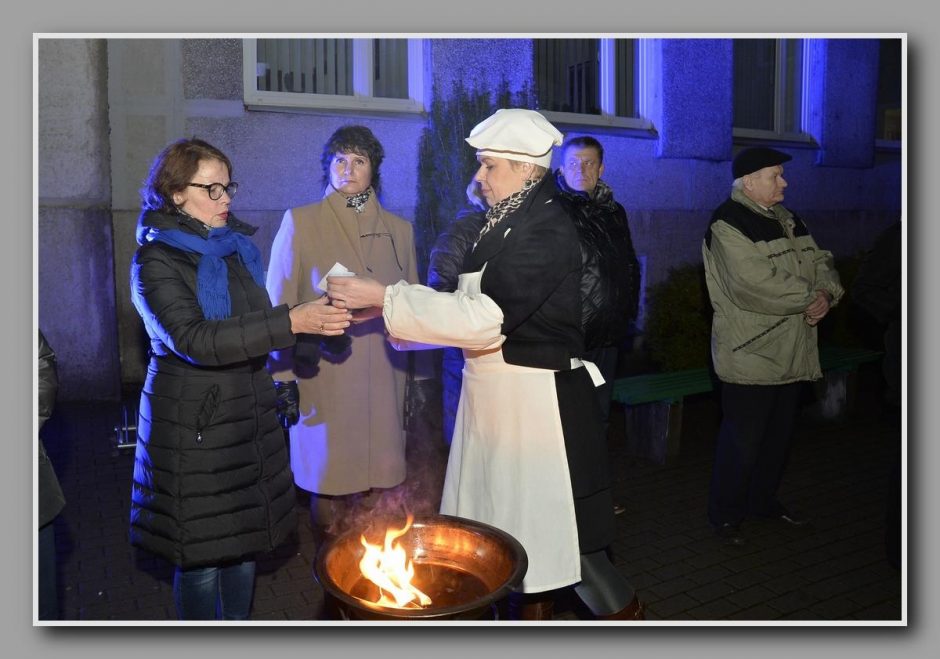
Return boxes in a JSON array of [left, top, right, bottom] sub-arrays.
[[266, 126, 420, 535]]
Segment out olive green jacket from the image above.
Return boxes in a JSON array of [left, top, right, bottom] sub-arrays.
[[702, 189, 844, 385]]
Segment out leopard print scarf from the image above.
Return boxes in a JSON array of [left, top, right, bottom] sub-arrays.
[[475, 177, 539, 244]]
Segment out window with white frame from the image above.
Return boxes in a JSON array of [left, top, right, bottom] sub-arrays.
[[243, 38, 424, 113], [534, 38, 651, 130], [733, 38, 807, 140]]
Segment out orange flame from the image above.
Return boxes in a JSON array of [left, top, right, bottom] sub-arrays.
[[358, 514, 432, 609]]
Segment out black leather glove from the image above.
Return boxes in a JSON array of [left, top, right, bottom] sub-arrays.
[[320, 333, 352, 356], [273, 380, 300, 429], [293, 334, 321, 370]]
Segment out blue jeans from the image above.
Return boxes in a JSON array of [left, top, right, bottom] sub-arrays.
[[173, 560, 256, 620]]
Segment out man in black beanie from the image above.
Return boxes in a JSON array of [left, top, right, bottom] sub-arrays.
[[702, 147, 844, 546]]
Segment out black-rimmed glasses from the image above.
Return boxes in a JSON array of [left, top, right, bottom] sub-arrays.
[[188, 181, 239, 200]]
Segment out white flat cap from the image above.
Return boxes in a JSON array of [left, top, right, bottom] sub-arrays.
[[466, 108, 564, 168]]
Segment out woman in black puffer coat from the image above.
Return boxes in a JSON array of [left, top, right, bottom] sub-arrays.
[[129, 138, 352, 620]]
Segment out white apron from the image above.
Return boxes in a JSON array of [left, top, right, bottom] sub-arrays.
[[382, 271, 596, 593], [439, 273, 582, 593]]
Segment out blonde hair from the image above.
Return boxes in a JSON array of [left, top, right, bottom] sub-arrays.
[[509, 160, 547, 180], [466, 180, 487, 211]]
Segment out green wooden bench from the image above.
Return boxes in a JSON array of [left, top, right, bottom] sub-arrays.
[[611, 345, 884, 464], [611, 366, 713, 406]]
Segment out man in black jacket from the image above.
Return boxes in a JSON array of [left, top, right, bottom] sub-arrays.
[[555, 136, 641, 515]]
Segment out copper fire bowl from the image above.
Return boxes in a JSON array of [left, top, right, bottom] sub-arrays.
[[314, 514, 528, 620]]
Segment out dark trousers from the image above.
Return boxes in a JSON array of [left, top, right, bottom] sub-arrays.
[[583, 345, 619, 431], [707, 381, 801, 526]]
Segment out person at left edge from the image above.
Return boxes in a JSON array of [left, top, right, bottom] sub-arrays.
[[129, 138, 351, 620], [38, 329, 64, 620]]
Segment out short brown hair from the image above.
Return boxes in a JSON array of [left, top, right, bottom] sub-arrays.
[[141, 138, 233, 212], [320, 125, 385, 194], [561, 135, 604, 164]]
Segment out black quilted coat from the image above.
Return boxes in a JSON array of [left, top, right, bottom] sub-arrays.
[[554, 172, 641, 352], [129, 210, 297, 569]]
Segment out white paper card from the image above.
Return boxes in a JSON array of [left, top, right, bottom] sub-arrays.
[[317, 262, 356, 291]]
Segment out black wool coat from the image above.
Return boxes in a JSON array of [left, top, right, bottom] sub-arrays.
[[463, 175, 615, 553], [129, 210, 298, 569], [464, 175, 585, 370]]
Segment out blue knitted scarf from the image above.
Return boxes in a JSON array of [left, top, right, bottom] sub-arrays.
[[144, 226, 265, 320]]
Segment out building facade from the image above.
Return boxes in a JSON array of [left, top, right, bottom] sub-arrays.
[[36, 36, 903, 400]]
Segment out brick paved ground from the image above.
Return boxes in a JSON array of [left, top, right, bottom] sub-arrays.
[[40, 362, 902, 623]]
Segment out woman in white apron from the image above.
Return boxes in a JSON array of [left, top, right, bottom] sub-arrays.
[[328, 109, 643, 621]]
